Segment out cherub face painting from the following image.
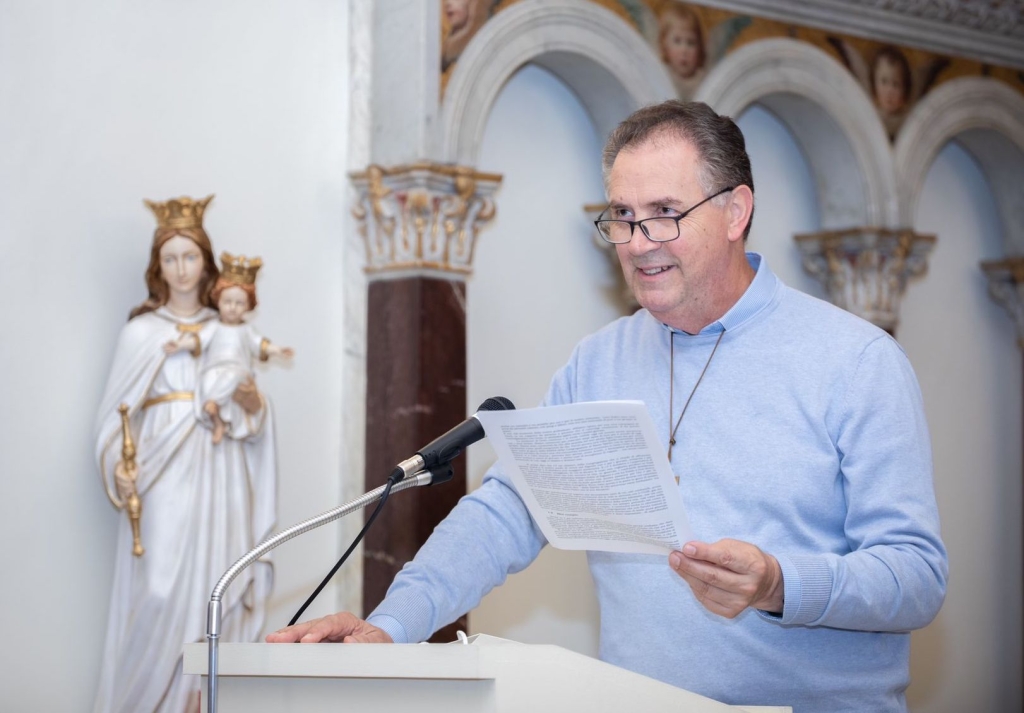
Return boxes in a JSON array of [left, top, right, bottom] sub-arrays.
[[659, 5, 705, 80], [871, 47, 912, 115], [444, 0, 471, 34]]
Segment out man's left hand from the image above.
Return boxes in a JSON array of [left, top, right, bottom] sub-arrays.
[[669, 539, 784, 618]]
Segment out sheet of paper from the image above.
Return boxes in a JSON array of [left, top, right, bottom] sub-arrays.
[[477, 401, 694, 555]]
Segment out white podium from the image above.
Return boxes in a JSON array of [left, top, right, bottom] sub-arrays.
[[184, 634, 790, 713]]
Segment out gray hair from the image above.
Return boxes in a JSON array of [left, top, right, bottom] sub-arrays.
[[602, 100, 754, 239]]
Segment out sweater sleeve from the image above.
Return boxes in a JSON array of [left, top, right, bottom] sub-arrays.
[[366, 473, 549, 643], [768, 335, 948, 630], [366, 351, 581, 643]]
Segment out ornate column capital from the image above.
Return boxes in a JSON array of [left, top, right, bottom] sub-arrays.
[[350, 162, 502, 279], [981, 256, 1024, 349], [795, 227, 936, 333]]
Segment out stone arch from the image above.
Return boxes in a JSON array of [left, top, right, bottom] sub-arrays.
[[895, 77, 1024, 253], [696, 38, 898, 229], [439, 0, 675, 166]]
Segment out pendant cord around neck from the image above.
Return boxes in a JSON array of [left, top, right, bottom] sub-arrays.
[[668, 328, 725, 462]]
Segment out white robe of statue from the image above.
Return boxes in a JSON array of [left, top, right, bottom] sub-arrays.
[[197, 322, 265, 437], [93, 305, 277, 713]]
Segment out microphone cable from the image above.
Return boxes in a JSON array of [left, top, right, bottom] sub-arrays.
[[285, 396, 513, 627], [287, 476, 395, 627], [286, 461, 456, 627]]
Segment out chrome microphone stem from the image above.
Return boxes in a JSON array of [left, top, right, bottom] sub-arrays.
[[206, 470, 435, 713]]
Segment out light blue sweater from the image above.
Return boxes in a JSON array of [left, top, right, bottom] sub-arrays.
[[368, 254, 947, 712]]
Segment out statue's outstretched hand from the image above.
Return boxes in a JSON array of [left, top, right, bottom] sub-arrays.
[[266, 612, 393, 644]]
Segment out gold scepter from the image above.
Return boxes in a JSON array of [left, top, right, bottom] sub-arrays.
[[117, 404, 145, 557]]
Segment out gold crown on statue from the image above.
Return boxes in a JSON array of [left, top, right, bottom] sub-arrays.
[[144, 194, 214, 230], [219, 251, 263, 285]]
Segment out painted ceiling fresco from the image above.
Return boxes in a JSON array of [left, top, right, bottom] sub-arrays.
[[440, 0, 1024, 141]]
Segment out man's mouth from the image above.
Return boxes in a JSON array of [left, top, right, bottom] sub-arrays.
[[638, 265, 672, 276]]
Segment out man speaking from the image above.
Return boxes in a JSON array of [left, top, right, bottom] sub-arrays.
[[268, 101, 947, 713]]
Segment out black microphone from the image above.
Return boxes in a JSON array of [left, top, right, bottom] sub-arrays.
[[390, 396, 515, 483]]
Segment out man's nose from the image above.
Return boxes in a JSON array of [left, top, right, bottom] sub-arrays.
[[625, 225, 659, 256]]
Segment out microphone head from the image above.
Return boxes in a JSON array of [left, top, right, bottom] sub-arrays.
[[477, 396, 515, 412]]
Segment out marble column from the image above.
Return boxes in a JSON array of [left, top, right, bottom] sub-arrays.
[[351, 161, 501, 642], [795, 228, 936, 335]]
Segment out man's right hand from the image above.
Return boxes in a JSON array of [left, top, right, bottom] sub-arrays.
[[265, 612, 393, 644]]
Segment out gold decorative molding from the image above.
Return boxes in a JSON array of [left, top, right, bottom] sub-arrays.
[[795, 227, 936, 332], [980, 256, 1024, 350], [350, 162, 502, 278], [141, 391, 194, 410]]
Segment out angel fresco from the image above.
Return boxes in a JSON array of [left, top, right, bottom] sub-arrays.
[[442, 0, 496, 73], [828, 38, 949, 140], [655, 2, 751, 99]]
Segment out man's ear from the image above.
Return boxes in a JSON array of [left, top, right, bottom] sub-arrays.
[[727, 185, 754, 243]]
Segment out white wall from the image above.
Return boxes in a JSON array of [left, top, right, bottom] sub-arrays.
[[0, 2, 352, 710], [900, 141, 1023, 713]]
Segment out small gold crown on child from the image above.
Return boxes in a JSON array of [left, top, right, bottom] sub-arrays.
[[220, 251, 263, 285]]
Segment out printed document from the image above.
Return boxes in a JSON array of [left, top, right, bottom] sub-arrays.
[[476, 401, 694, 555]]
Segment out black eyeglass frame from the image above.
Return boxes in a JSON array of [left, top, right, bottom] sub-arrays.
[[594, 186, 737, 244]]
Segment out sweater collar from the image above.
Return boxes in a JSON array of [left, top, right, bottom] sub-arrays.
[[666, 252, 779, 336]]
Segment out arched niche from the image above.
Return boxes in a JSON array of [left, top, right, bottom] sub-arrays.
[[895, 77, 1024, 254], [439, 0, 675, 166], [696, 38, 898, 229]]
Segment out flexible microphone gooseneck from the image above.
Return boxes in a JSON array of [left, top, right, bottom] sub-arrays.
[[390, 396, 516, 482]]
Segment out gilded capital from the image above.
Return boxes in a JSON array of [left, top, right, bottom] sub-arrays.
[[795, 228, 936, 333], [350, 162, 502, 279], [980, 256, 1024, 350]]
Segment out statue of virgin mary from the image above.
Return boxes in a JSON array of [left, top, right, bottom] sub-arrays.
[[92, 196, 277, 713]]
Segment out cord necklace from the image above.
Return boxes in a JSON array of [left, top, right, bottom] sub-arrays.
[[667, 328, 725, 463]]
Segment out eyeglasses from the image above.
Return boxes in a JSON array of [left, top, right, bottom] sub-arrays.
[[594, 186, 736, 244]]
